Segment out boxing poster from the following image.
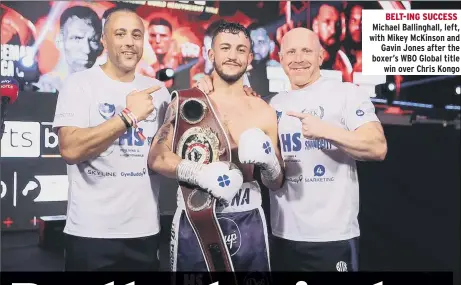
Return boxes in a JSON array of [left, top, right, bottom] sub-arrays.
[[1, 0, 416, 231], [1, 1, 409, 93]]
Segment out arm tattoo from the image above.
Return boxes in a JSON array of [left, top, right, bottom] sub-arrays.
[[156, 123, 172, 145]]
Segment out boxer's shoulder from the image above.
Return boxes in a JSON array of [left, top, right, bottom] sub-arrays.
[[245, 95, 272, 110]]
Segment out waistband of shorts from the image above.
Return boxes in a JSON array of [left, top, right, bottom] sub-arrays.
[[176, 181, 262, 213]]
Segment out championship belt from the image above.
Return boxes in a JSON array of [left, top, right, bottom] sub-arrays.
[[171, 88, 236, 276]]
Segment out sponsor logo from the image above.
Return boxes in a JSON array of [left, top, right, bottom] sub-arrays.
[[304, 138, 332, 150], [120, 168, 147, 177], [357, 101, 376, 115], [336, 261, 348, 272], [21, 175, 68, 202], [118, 128, 154, 157], [86, 169, 117, 177], [98, 103, 116, 120], [1, 121, 60, 158], [280, 133, 302, 152], [244, 272, 270, 285], [314, 164, 325, 177], [217, 217, 241, 256], [54, 112, 74, 119], [286, 174, 303, 184], [304, 165, 334, 183], [2, 172, 69, 208], [1, 121, 40, 157], [281, 133, 333, 153], [302, 105, 324, 119]]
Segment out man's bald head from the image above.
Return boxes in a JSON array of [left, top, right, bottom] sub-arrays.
[[280, 28, 322, 54], [101, 8, 145, 74], [279, 27, 323, 90]]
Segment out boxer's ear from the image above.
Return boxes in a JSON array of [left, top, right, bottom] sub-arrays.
[[318, 47, 325, 66], [208, 48, 215, 63], [101, 33, 107, 51], [248, 50, 253, 64]]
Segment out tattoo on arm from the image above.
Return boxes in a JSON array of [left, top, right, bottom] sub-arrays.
[[155, 123, 172, 146]]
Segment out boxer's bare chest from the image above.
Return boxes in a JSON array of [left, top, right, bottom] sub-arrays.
[[211, 97, 266, 181]]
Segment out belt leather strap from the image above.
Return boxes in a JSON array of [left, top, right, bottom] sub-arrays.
[[172, 88, 236, 279]]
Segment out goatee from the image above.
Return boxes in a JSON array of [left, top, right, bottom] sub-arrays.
[[213, 61, 246, 84]]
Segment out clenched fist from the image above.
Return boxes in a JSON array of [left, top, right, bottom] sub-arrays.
[[287, 111, 332, 140], [126, 85, 161, 122]]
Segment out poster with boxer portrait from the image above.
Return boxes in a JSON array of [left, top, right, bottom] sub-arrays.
[[1, 1, 414, 95], [1, 0, 424, 232]]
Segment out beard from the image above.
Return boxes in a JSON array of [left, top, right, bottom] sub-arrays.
[[213, 61, 247, 84]]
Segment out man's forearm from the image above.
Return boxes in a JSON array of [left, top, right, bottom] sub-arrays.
[[148, 146, 182, 179], [323, 125, 387, 161], [59, 115, 128, 164]]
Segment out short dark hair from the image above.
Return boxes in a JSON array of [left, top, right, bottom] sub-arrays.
[[60, 6, 101, 36], [102, 7, 137, 33], [204, 20, 226, 37], [148, 17, 172, 32], [102, 7, 128, 21], [211, 21, 253, 51]]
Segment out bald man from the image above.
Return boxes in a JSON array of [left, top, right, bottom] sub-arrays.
[[195, 27, 387, 272], [53, 8, 170, 271]]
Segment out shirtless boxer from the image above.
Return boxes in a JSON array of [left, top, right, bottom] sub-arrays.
[[148, 22, 284, 271], [195, 27, 387, 272]]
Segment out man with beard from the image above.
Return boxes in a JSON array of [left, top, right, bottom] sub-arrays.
[[36, 6, 103, 92], [194, 27, 387, 272], [245, 22, 280, 101], [148, 21, 284, 271], [52, 8, 170, 271], [191, 20, 252, 88], [343, 3, 362, 72], [312, 3, 342, 70]]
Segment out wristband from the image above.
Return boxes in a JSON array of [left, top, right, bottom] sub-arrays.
[[118, 113, 131, 129], [122, 108, 138, 127], [122, 108, 146, 142]]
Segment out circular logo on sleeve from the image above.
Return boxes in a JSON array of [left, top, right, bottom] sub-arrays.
[[98, 103, 115, 120]]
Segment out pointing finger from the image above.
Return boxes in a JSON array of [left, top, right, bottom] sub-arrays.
[[128, 88, 138, 95], [142, 85, 162, 94], [286, 111, 307, 119]]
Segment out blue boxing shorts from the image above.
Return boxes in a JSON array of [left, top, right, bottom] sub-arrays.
[[170, 181, 271, 272]]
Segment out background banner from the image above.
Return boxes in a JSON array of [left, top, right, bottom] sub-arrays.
[[1, 1, 409, 95], [1, 1, 460, 231]]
